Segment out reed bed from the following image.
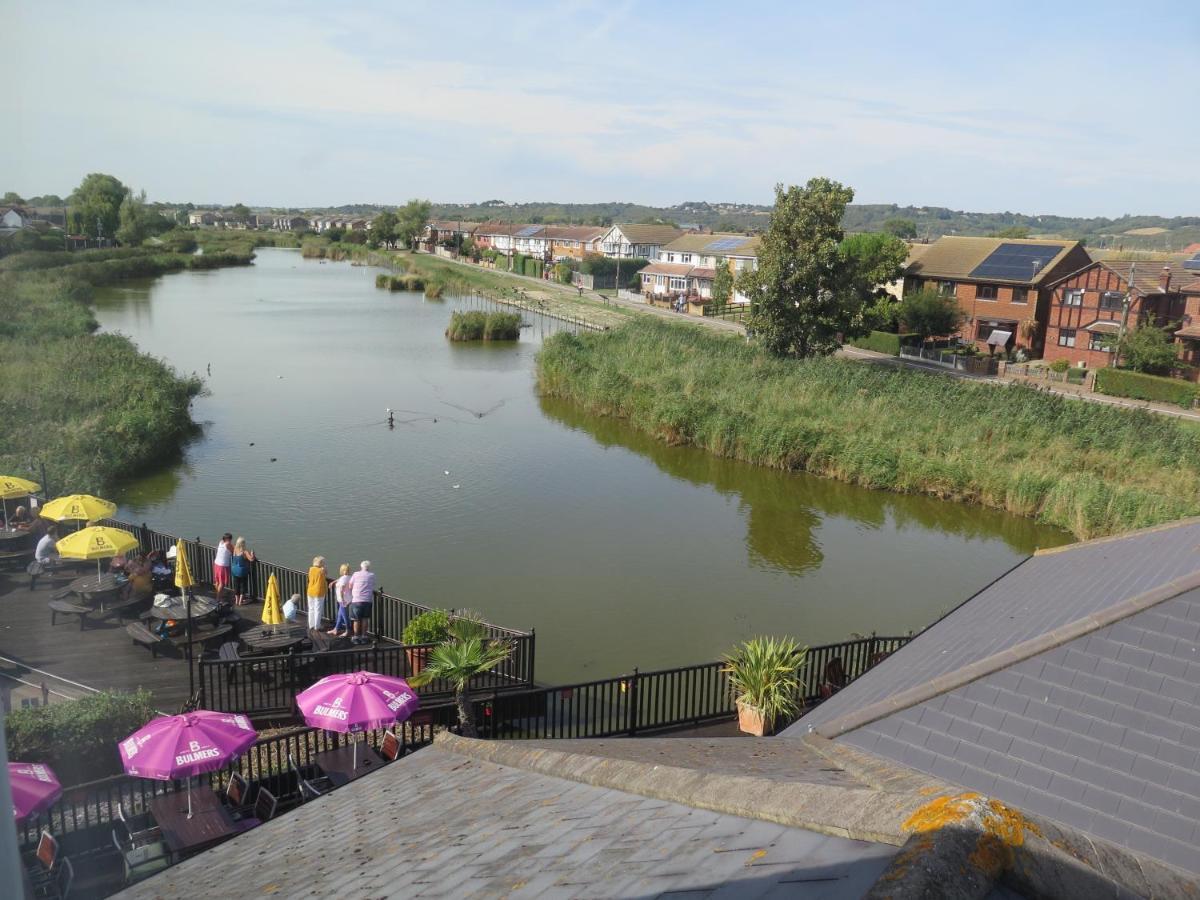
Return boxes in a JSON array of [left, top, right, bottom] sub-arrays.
[[536, 320, 1200, 539], [445, 311, 522, 342]]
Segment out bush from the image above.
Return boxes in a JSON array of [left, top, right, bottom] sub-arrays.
[[446, 310, 521, 341], [846, 331, 921, 356], [6, 690, 157, 785], [554, 262, 574, 285], [1095, 368, 1199, 408], [1049, 358, 1070, 373], [402, 608, 452, 645]]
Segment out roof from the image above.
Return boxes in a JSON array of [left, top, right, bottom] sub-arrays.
[[429, 220, 480, 232], [904, 242, 933, 267], [907, 237, 1082, 284], [640, 261, 695, 278], [119, 741, 898, 899], [785, 517, 1200, 875], [1174, 324, 1200, 339], [661, 233, 761, 257], [1083, 319, 1121, 333], [543, 225, 607, 242], [612, 223, 686, 245], [690, 267, 717, 280], [1096, 259, 1191, 296]]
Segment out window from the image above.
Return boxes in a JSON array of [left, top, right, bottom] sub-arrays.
[[977, 285, 998, 300], [1057, 328, 1077, 348], [667, 254, 676, 262], [1062, 289, 1084, 307], [939, 281, 956, 296], [1012, 288, 1028, 304], [1099, 291, 1124, 311], [1089, 333, 1112, 351], [681, 254, 692, 263], [669, 277, 687, 290]]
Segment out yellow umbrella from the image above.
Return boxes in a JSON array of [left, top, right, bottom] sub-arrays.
[[261, 573, 284, 629], [56, 526, 139, 580], [174, 539, 194, 593], [0, 476, 40, 531], [40, 494, 117, 524]]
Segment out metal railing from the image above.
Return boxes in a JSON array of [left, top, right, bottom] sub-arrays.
[[900, 345, 1000, 376], [476, 634, 911, 740]]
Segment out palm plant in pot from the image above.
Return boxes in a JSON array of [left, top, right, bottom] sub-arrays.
[[402, 608, 452, 675], [722, 636, 807, 736], [409, 613, 513, 738]]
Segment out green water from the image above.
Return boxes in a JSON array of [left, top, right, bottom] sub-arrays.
[[94, 249, 1071, 683]]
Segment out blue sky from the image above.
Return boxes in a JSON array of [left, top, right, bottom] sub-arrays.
[[5, 1, 1199, 216]]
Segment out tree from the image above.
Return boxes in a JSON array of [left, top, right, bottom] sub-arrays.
[[71, 173, 127, 239], [711, 258, 733, 310], [882, 217, 918, 239], [116, 190, 151, 246], [995, 225, 1030, 239], [395, 200, 431, 249], [1117, 324, 1180, 375], [370, 211, 398, 249], [28, 194, 65, 207], [229, 203, 250, 224], [3, 191, 26, 206], [899, 287, 963, 344], [408, 615, 513, 737], [741, 179, 907, 357]]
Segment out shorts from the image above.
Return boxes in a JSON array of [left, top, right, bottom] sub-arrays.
[[350, 602, 372, 622], [213, 564, 231, 588], [232, 573, 249, 595]]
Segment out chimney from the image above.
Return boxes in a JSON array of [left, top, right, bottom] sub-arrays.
[[1160, 265, 1172, 291]]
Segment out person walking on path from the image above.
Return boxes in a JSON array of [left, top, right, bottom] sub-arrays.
[[230, 537, 256, 606], [346, 560, 375, 645], [213, 533, 234, 601], [306, 556, 330, 631], [328, 563, 352, 636]]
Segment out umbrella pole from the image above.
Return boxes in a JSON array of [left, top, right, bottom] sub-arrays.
[[186, 588, 194, 701], [187, 778, 193, 820], [353, 734, 358, 771]]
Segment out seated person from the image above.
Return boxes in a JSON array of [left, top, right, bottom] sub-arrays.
[[35, 526, 60, 569], [121, 554, 153, 601], [8, 505, 32, 529]]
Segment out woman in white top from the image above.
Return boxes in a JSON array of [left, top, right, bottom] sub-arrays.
[[212, 533, 234, 601], [328, 563, 352, 636]]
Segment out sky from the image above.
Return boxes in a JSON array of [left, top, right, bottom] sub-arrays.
[[5, 1, 1199, 217]]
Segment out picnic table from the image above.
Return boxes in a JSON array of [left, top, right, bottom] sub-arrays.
[[0, 527, 32, 544], [67, 573, 123, 610], [148, 790, 238, 860], [313, 742, 385, 788], [145, 595, 218, 622], [241, 623, 310, 654]]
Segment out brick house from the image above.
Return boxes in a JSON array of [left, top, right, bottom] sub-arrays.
[[1043, 260, 1190, 371], [543, 225, 607, 260], [1169, 276, 1200, 378], [904, 237, 1091, 356]]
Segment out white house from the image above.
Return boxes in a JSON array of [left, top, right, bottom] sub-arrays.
[[599, 224, 685, 260], [639, 233, 759, 302], [187, 210, 217, 227]]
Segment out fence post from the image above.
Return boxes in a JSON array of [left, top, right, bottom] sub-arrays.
[[626, 668, 640, 737], [528, 629, 536, 688]]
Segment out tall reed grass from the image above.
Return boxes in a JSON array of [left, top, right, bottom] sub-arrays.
[[446, 311, 522, 341], [536, 320, 1200, 539]]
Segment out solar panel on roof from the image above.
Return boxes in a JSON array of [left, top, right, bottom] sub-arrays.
[[1184, 253, 1200, 272], [969, 243, 1064, 281], [705, 237, 745, 251], [515, 225, 541, 237]]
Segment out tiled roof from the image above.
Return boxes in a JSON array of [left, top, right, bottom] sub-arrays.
[[543, 225, 607, 241], [640, 262, 694, 277], [661, 233, 761, 257], [612, 223, 686, 245], [784, 517, 1200, 876], [119, 744, 898, 899], [429, 220, 480, 232], [908, 236, 1083, 284], [1097, 259, 1191, 295]]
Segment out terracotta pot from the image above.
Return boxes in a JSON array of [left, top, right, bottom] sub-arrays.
[[736, 699, 771, 737], [405, 647, 426, 677]]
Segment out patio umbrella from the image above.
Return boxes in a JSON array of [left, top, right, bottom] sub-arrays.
[[296, 671, 420, 770], [119, 711, 257, 819], [39, 494, 117, 525], [9, 762, 62, 821], [261, 573, 284, 631], [0, 476, 39, 531], [175, 538, 196, 699], [55, 525, 138, 579]]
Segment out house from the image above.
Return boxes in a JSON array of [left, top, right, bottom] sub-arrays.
[[639, 233, 759, 302], [904, 237, 1091, 355], [187, 210, 217, 227], [272, 215, 309, 231], [543, 225, 607, 260], [1167, 275, 1200, 375], [0, 206, 31, 232], [1043, 259, 1191, 372], [782, 516, 1200, 879], [425, 221, 479, 246], [600, 223, 685, 260]]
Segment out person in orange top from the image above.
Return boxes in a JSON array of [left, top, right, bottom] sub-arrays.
[[306, 556, 329, 631]]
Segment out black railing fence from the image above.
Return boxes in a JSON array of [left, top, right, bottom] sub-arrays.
[[200, 633, 536, 718], [14, 713, 454, 857], [476, 635, 911, 740]]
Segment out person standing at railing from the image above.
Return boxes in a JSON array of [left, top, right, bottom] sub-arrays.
[[306, 556, 330, 631], [346, 560, 375, 646], [328, 563, 352, 637], [213, 533, 234, 602], [230, 537, 256, 606]]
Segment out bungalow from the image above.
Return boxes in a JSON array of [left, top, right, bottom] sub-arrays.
[[599, 223, 685, 260], [543, 225, 607, 260], [639, 233, 759, 302], [904, 236, 1091, 356], [1043, 259, 1190, 372]]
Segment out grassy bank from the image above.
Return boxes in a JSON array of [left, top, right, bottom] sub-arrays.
[[536, 321, 1200, 539], [0, 246, 240, 494]]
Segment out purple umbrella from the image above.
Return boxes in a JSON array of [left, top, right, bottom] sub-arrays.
[[9, 762, 62, 821], [296, 671, 420, 769], [119, 711, 257, 818]]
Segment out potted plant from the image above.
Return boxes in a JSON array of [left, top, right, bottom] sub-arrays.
[[723, 636, 807, 736], [409, 613, 513, 738], [402, 608, 451, 675]]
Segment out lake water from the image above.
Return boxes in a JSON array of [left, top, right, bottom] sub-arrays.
[[94, 249, 1071, 683]]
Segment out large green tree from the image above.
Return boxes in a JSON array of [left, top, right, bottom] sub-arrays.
[[116, 190, 150, 246], [899, 287, 963, 344], [71, 173, 127, 239], [3, 191, 26, 206], [229, 202, 250, 224], [1117, 323, 1180, 375], [741, 179, 906, 357], [882, 217, 917, 239], [395, 199, 431, 249], [371, 211, 398, 248], [711, 258, 733, 309]]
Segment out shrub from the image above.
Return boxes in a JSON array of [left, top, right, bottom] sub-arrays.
[[375, 273, 390, 289], [846, 331, 920, 356], [483, 311, 522, 340], [1049, 358, 1070, 373], [1095, 368, 1199, 408], [402, 608, 452, 645], [6, 690, 157, 785], [554, 262, 574, 285]]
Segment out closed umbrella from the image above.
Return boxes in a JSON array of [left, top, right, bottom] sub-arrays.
[[55, 525, 139, 580], [175, 538, 197, 698], [0, 476, 39, 532], [119, 711, 257, 819], [39, 494, 117, 524], [9, 762, 62, 821], [296, 671, 420, 770], [261, 573, 284, 631]]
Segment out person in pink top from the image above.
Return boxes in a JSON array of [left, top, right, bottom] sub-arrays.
[[346, 560, 376, 645]]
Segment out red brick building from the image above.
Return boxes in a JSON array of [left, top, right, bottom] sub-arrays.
[[1043, 260, 1190, 371], [904, 237, 1091, 357], [1169, 276, 1200, 378]]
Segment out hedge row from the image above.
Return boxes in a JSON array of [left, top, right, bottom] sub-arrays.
[[1095, 368, 1199, 408], [847, 331, 923, 356]]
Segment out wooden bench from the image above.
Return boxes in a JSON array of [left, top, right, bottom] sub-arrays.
[[127, 622, 165, 657], [166, 624, 234, 660], [88, 593, 147, 622], [49, 598, 91, 630]]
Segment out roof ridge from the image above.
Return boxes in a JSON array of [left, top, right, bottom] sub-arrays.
[[1032, 515, 1200, 557], [812, 567, 1200, 740]]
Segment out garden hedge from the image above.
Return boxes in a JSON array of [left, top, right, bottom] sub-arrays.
[[1095, 368, 1199, 408], [847, 331, 922, 356]]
